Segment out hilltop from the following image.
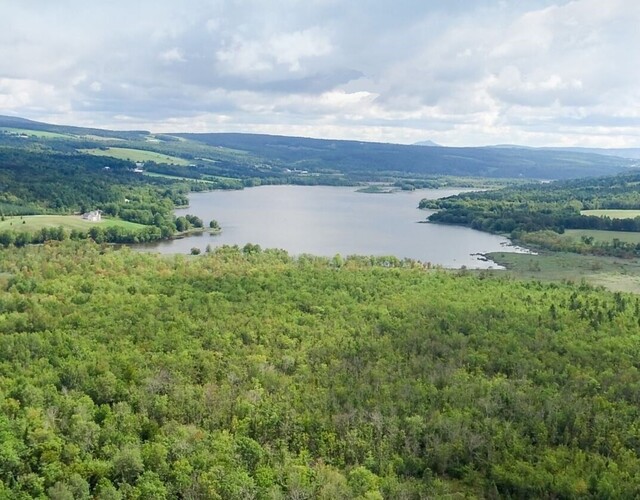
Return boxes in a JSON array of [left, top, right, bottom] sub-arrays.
[[1, 115, 636, 182]]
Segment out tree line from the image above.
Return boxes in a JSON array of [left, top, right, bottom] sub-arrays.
[[421, 171, 640, 255]]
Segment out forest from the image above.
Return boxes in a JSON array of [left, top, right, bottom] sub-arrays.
[[421, 171, 640, 257], [2, 241, 640, 498]]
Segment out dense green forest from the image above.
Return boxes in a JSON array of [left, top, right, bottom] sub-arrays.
[[421, 171, 640, 257], [2, 242, 640, 497]]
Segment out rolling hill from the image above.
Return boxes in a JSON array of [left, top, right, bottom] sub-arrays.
[[1, 115, 637, 180]]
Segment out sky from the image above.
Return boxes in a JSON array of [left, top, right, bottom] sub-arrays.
[[1, 0, 639, 147]]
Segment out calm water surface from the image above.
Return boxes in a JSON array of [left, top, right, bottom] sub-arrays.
[[140, 185, 527, 268]]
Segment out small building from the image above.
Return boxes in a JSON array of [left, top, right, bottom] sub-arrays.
[[82, 210, 102, 222]]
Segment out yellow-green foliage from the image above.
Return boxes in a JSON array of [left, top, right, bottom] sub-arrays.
[[581, 209, 640, 219], [2, 241, 640, 498]]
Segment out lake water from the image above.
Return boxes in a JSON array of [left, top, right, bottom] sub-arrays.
[[139, 185, 527, 268]]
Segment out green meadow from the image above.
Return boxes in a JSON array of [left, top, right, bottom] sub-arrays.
[[142, 172, 216, 183], [0, 215, 146, 232], [79, 147, 191, 165], [0, 127, 72, 139], [562, 229, 640, 245], [581, 209, 640, 219]]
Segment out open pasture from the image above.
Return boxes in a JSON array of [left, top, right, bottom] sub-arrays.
[[0, 215, 146, 232], [80, 147, 191, 166], [581, 209, 640, 219]]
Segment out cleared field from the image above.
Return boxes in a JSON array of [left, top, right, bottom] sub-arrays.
[[82, 134, 125, 142], [562, 229, 640, 244], [0, 127, 72, 139], [142, 172, 214, 183], [485, 251, 640, 294], [79, 147, 191, 166], [0, 215, 146, 232], [581, 209, 640, 219]]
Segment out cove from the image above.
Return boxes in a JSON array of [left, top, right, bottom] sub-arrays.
[[138, 185, 528, 268]]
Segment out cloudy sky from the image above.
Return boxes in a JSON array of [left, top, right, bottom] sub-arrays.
[[1, 0, 639, 146]]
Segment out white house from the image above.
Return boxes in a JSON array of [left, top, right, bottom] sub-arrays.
[[82, 210, 102, 222]]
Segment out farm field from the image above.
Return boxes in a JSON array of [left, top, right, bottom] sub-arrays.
[[581, 209, 640, 219], [0, 127, 72, 139], [79, 147, 191, 165], [562, 229, 640, 245], [0, 215, 147, 232], [142, 172, 216, 183], [82, 134, 125, 142]]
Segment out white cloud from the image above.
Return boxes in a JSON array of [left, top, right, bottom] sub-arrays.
[[0, 78, 68, 112], [216, 38, 275, 74], [159, 48, 186, 63], [270, 29, 333, 71], [216, 28, 332, 76], [1, 0, 639, 147]]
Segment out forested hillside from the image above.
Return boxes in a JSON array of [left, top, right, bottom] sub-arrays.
[[0, 148, 178, 214], [2, 242, 640, 498], [0, 115, 148, 141], [1, 115, 635, 182], [176, 132, 635, 180], [0, 147, 214, 244]]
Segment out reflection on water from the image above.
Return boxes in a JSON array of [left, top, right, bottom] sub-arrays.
[[137, 185, 529, 269]]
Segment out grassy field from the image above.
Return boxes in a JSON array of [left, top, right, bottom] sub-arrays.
[[0, 127, 72, 139], [79, 147, 191, 166], [486, 251, 640, 294], [143, 172, 216, 183], [82, 134, 125, 142], [0, 215, 146, 232], [581, 209, 640, 219], [562, 229, 640, 244]]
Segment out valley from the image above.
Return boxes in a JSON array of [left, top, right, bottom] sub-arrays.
[[1, 116, 640, 497]]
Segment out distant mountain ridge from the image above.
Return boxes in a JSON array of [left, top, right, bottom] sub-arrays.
[[490, 143, 640, 160], [1, 115, 638, 180], [413, 140, 441, 147], [547, 147, 640, 160], [0, 115, 149, 141], [175, 132, 638, 179]]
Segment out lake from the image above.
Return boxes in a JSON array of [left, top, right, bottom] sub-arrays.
[[138, 185, 527, 268]]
